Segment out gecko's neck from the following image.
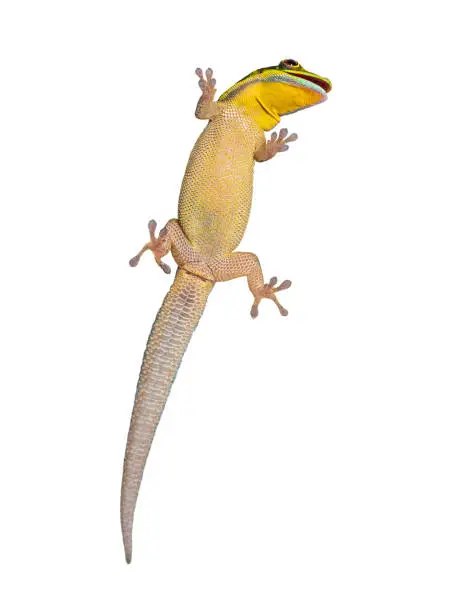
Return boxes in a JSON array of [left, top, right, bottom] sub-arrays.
[[252, 97, 281, 131], [226, 98, 281, 131]]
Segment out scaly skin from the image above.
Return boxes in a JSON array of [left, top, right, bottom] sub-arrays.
[[121, 61, 331, 563]]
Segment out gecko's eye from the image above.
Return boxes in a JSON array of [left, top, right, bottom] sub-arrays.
[[282, 59, 299, 68]]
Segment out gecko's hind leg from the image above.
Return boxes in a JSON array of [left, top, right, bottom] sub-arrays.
[[129, 218, 215, 281], [129, 219, 172, 274], [211, 252, 292, 318]]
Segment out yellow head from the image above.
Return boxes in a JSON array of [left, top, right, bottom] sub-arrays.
[[218, 59, 332, 130]]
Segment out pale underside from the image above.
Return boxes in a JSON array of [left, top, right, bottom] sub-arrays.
[[178, 103, 265, 257]]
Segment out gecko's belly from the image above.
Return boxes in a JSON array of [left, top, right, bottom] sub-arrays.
[[178, 157, 255, 257]]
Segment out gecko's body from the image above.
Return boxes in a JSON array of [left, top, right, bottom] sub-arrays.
[[179, 104, 263, 256], [121, 60, 332, 563]]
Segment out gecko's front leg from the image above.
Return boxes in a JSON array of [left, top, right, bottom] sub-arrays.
[[195, 67, 221, 120], [255, 128, 298, 162]]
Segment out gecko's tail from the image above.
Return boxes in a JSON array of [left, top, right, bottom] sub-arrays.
[[121, 268, 214, 563]]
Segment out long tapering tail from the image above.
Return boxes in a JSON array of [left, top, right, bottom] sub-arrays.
[[121, 268, 214, 563]]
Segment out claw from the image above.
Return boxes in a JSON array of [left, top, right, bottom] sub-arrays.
[[159, 261, 171, 274], [264, 127, 298, 160], [148, 219, 157, 235], [250, 303, 260, 319], [275, 280, 292, 292], [250, 277, 292, 318], [196, 67, 216, 98], [272, 293, 289, 316], [129, 219, 172, 274]]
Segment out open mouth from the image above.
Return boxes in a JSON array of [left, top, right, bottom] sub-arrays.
[[291, 72, 332, 93]]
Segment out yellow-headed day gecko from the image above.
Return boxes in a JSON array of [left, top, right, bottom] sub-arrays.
[[121, 59, 332, 563]]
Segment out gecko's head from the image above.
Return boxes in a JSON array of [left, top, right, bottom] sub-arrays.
[[218, 59, 332, 130]]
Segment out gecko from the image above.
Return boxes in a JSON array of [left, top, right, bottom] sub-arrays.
[[121, 59, 332, 563]]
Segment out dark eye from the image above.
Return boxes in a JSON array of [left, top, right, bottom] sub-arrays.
[[283, 58, 299, 67]]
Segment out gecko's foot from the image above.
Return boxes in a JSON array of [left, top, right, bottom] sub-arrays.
[[195, 67, 217, 101], [250, 277, 292, 318], [129, 219, 171, 274], [265, 128, 298, 159]]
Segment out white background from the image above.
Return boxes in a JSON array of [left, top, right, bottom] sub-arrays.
[[1, 1, 457, 610]]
